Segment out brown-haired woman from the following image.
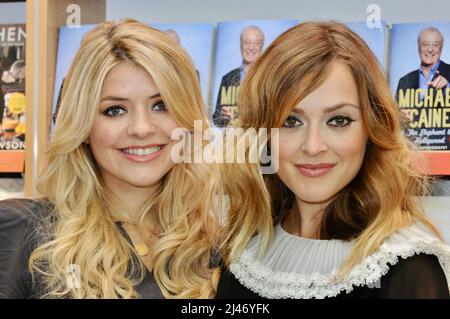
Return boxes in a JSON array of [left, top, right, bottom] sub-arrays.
[[217, 21, 450, 299]]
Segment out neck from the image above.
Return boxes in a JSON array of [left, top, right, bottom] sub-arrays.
[[421, 60, 438, 77], [282, 198, 329, 239], [103, 177, 160, 221], [242, 61, 252, 75], [421, 65, 432, 77]]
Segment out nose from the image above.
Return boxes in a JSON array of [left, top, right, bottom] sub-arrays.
[[300, 124, 328, 156], [127, 109, 156, 138]]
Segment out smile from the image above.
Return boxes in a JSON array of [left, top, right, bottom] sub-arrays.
[[295, 163, 336, 177], [122, 145, 162, 155], [120, 145, 165, 162]]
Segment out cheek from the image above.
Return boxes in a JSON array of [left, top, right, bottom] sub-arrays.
[[278, 133, 300, 161], [277, 133, 300, 187], [157, 115, 180, 139], [89, 121, 120, 151], [334, 130, 368, 165]]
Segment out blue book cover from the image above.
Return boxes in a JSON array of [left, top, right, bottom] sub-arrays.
[[390, 22, 450, 150], [346, 20, 386, 67], [152, 23, 214, 105], [52, 25, 96, 133], [53, 23, 213, 133], [212, 19, 298, 127]]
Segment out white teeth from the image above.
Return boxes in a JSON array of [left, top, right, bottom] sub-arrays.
[[123, 146, 162, 156]]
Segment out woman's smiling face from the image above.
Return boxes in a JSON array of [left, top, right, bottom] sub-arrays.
[[88, 62, 179, 194], [277, 61, 368, 206]]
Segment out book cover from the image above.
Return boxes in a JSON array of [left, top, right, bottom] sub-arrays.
[[212, 20, 298, 127], [346, 21, 386, 67], [390, 22, 450, 150], [0, 24, 26, 172], [152, 23, 214, 105], [52, 25, 96, 133]]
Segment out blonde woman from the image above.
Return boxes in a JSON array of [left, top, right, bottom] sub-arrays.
[[217, 22, 450, 299], [0, 19, 220, 299]]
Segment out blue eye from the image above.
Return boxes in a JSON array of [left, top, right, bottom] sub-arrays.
[[152, 100, 167, 112], [282, 115, 303, 128], [328, 116, 354, 127], [103, 105, 126, 117]]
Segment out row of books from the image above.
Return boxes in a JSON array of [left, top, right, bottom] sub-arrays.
[[53, 20, 450, 150]]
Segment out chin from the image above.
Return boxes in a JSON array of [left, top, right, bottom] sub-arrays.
[[295, 190, 337, 205], [127, 177, 163, 188]]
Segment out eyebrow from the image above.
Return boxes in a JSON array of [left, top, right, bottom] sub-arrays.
[[100, 93, 161, 102], [293, 103, 360, 114]]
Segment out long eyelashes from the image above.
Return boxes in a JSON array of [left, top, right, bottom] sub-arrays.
[[327, 115, 355, 127], [103, 105, 126, 117], [101, 100, 168, 118], [282, 115, 302, 128], [282, 115, 355, 128], [152, 100, 167, 112]]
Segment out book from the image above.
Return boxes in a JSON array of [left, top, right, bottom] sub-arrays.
[[152, 23, 214, 104], [212, 19, 298, 128], [0, 24, 26, 173], [52, 25, 96, 134], [346, 21, 386, 67], [390, 22, 450, 151]]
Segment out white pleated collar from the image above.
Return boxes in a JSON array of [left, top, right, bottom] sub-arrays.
[[229, 223, 450, 299]]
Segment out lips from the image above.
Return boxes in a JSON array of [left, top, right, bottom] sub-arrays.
[[122, 145, 162, 156], [119, 144, 166, 162], [295, 163, 336, 177]]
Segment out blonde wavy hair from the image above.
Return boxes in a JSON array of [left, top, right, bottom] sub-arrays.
[[222, 21, 443, 278], [30, 19, 221, 298]]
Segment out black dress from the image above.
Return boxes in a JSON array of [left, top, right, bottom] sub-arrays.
[[215, 224, 450, 299], [0, 198, 164, 299]]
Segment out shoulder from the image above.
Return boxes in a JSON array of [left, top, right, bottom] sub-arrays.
[[398, 69, 419, 84], [0, 198, 53, 299], [388, 253, 445, 278], [438, 60, 450, 76], [0, 197, 54, 256], [439, 60, 450, 67], [221, 67, 241, 80], [360, 223, 450, 298], [391, 252, 443, 268], [0, 198, 53, 229], [381, 253, 449, 298]]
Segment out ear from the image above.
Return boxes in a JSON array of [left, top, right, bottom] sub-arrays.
[[84, 137, 90, 144]]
